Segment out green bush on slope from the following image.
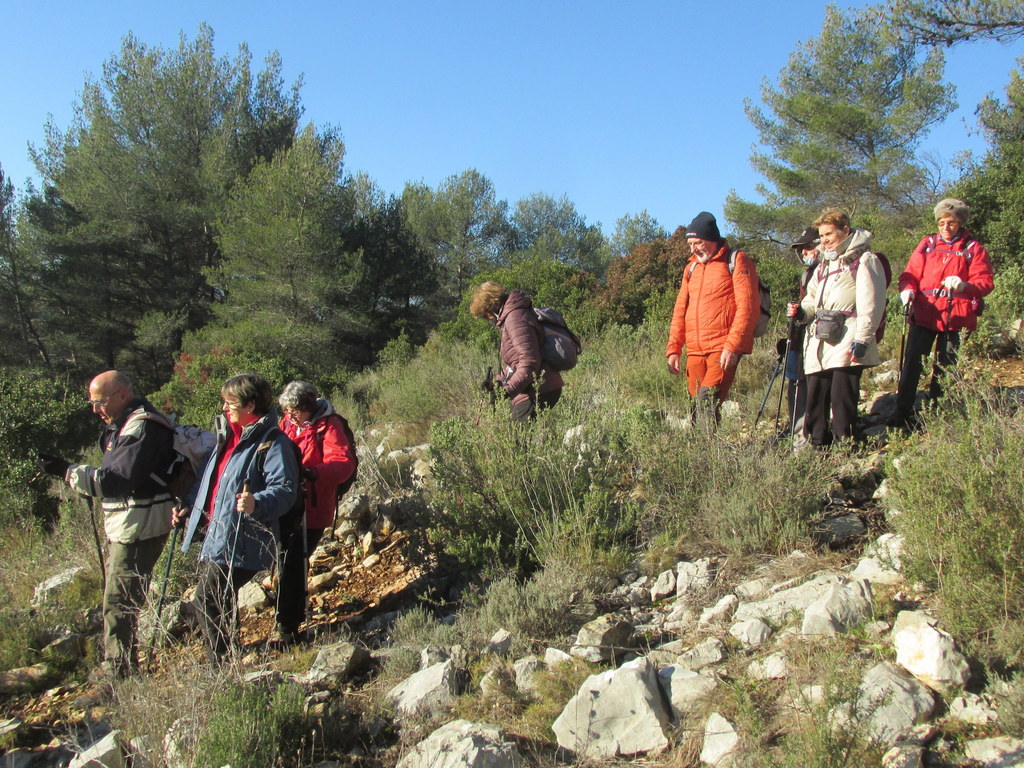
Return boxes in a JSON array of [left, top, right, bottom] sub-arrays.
[[889, 387, 1024, 663]]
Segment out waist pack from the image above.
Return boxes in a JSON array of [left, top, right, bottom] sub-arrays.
[[534, 307, 582, 371], [813, 309, 850, 345]]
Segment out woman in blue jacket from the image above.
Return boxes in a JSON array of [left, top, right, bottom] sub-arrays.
[[180, 373, 298, 662]]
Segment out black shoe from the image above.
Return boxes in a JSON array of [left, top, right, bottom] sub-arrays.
[[271, 624, 303, 647]]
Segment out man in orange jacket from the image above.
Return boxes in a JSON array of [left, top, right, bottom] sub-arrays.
[[666, 212, 760, 424]]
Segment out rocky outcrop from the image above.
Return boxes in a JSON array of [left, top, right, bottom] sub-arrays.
[[552, 657, 670, 758], [396, 720, 522, 768]]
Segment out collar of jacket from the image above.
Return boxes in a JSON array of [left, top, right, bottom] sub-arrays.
[[104, 397, 150, 439], [830, 228, 872, 265], [496, 289, 532, 325], [939, 229, 974, 249], [214, 410, 280, 446]]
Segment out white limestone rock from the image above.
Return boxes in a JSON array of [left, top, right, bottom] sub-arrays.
[[303, 642, 371, 685], [949, 693, 999, 725], [650, 569, 677, 602], [677, 639, 726, 671], [676, 559, 714, 597], [748, 652, 790, 680], [32, 566, 87, 606], [552, 657, 670, 758], [396, 720, 522, 768], [699, 594, 738, 627], [69, 731, 123, 768], [801, 578, 873, 637], [657, 666, 718, 721], [729, 618, 771, 650], [512, 656, 543, 694], [388, 659, 462, 718], [892, 611, 971, 694], [962, 737, 1024, 767], [544, 647, 573, 667], [841, 662, 936, 744], [487, 629, 513, 657], [700, 712, 740, 767], [734, 571, 844, 626], [570, 614, 635, 663]]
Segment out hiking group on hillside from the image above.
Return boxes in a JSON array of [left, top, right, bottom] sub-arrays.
[[34, 196, 993, 672], [665, 200, 992, 445]]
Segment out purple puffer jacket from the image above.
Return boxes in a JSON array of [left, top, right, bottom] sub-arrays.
[[496, 290, 564, 406]]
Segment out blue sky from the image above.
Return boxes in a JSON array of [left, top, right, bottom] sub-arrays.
[[2, 1, 1021, 236]]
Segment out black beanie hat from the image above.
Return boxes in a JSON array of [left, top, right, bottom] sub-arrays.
[[685, 211, 721, 242]]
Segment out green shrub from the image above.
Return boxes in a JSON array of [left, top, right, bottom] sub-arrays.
[[889, 387, 1024, 662], [428, 394, 643, 573], [195, 681, 307, 768], [0, 368, 94, 525], [633, 419, 834, 559], [0, 508, 102, 675], [151, 348, 296, 427], [348, 335, 489, 431]]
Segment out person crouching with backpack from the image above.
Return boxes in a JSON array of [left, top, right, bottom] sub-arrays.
[[890, 198, 994, 430], [786, 209, 886, 447], [275, 381, 357, 645], [470, 281, 563, 422], [177, 374, 299, 663]]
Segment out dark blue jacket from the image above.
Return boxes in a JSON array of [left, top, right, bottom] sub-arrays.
[[181, 411, 298, 572]]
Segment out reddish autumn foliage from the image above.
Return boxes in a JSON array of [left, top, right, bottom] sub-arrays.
[[590, 227, 691, 326]]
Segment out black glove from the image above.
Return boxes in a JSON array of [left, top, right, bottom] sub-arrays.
[[850, 342, 868, 360], [302, 466, 318, 482], [37, 452, 71, 478]]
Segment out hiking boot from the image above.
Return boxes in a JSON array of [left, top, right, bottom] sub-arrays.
[[888, 409, 921, 433], [270, 624, 304, 647], [87, 659, 130, 686]]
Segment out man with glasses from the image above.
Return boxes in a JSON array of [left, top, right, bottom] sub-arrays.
[[37, 370, 176, 679]]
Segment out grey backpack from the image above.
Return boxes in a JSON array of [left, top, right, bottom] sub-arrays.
[[534, 307, 582, 371]]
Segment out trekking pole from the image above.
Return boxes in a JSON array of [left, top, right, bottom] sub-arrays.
[[78, 493, 107, 593], [147, 519, 182, 668], [897, 300, 911, 389], [474, 366, 494, 427], [754, 348, 785, 428], [225, 480, 250, 618], [774, 333, 793, 431]]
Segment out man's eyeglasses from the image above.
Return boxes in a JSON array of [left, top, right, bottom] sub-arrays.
[[89, 389, 123, 408]]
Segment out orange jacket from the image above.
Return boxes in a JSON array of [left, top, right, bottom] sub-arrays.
[[666, 243, 759, 358]]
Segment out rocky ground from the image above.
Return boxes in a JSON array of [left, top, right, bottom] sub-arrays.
[[4, 356, 1024, 766]]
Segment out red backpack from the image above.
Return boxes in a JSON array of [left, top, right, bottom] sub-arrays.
[[850, 251, 893, 342]]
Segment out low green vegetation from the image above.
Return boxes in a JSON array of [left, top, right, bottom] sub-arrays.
[[888, 382, 1024, 664]]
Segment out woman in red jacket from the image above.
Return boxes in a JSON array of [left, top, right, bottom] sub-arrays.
[[274, 381, 357, 643], [892, 198, 994, 429]]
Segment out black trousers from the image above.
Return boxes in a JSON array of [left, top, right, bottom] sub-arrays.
[[510, 388, 562, 422], [804, 366, 863, 446], [195, 560, 258, 663], [896, 325, 960, 416], [276, 525, 325, 634]]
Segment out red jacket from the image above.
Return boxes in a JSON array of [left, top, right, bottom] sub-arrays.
[[898, 231, 994, 332], [280, 401, 356, 529], [666, 243, 759, 358]]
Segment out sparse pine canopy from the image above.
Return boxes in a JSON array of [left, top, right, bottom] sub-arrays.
[[726, 5, 955, 246]]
